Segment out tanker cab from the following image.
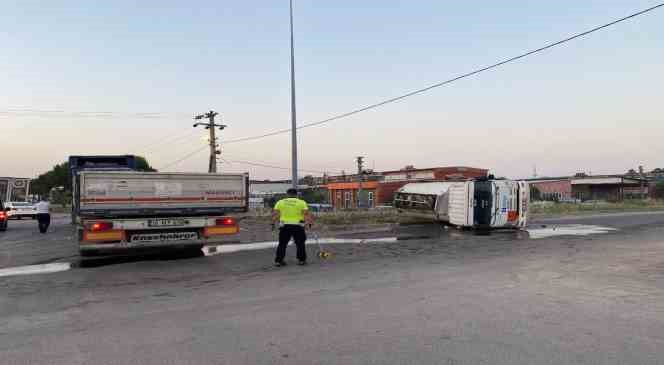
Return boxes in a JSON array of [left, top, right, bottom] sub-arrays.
[[517, 181, 530, 228], [473, 180, 493, 229], [473, 180, 524, 229]]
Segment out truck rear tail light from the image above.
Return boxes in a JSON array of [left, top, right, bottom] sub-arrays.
[[204, 226, 239, 237], [205, 217, 239, 237], [215, 217, 236, 226], [82, 230, 125, 243], [88, 222, 114, 232], [0, 212, 6, 219]]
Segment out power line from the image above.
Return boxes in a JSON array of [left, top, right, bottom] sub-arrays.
[[159, 147, 341, 175], [129, 129, 200, 155], [144, 129, 201, 153], [158, 145, 209, 171], [222, 3, 664, 145], [0, 109, 190, 118], [224, 159, 334, 175]]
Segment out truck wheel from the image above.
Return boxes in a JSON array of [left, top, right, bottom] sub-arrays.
[[474, 228, 491, 236], [184, 245, 205, 257], [79, 250, 98, 257]]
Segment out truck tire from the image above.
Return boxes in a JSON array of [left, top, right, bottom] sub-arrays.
[[79, 250, 99, 257], [183, 245, 205, 257], [474, 227, 491, 236]]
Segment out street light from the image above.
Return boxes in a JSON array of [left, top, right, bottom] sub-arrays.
[[289, 0, 298, 189]]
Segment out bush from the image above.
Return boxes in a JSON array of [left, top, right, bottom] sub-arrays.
[[530, 200, 664, 216], [654, 181, 664, 199]]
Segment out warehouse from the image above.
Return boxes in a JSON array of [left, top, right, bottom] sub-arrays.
[[326, 166, 488, 209], [571, 175, 648, 201], [527, 177, 573, 201]]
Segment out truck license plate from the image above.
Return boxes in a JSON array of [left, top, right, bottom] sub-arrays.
[[148, 218, 187, 227], [130, 232, 198, 243]]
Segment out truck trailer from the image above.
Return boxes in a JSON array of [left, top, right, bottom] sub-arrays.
[[394, 179, 529, 230], [70, 156, 248, 256]]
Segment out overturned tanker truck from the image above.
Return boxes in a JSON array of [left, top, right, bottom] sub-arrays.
[[394, 178, 530, 230]]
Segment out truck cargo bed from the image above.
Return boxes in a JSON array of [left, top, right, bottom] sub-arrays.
[[74, 171, 248, 218]]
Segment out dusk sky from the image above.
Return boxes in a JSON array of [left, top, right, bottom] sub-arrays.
[[2, 1, 663, 180]]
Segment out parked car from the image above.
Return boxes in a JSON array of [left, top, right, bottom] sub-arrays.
[[5, 201, 38, 220], [0, 200, 8, 231]]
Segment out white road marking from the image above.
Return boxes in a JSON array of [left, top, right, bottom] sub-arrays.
[[203, 237, 398, 256], [527, 225, 617, 239], [0, 263, 71, 278]]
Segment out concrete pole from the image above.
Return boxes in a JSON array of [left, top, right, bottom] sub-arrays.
[[356, 156, 364, 209], [208, 112, 218, 173], [289, 0, 298, 189]]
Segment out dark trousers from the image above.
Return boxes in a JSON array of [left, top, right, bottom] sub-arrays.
[[275, 225, 307, 263], [37, 213, 51, 233]]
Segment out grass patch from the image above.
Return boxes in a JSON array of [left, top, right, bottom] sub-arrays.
[[49, 204, 71, 214], [531, 200, 664, 217], [241, 208, 433, 226], [313, 209, 431, 226]]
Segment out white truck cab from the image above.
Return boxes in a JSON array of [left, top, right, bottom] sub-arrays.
[[395, 178, 529, 230]]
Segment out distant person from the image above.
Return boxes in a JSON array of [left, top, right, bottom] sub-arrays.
[[272, 188, 313, 267], [35, 198, 50, 234]]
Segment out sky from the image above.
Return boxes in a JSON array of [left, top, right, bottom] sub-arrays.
[[2, 0, 663, 180]]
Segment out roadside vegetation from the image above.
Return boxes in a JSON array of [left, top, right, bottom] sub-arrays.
[[245, 200, 664, 226], [49, 199, 664, 222], [530, 200, 664, 217], [243, 208, 433, 227]]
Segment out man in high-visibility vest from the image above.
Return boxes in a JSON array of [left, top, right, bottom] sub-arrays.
[[272, 188, 313, 266]]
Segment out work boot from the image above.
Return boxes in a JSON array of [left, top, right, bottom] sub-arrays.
[[275, 261, 287, 267], [297, 261, 307, 266]]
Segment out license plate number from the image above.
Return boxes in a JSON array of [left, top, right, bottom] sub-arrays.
[[148, 218, 187, 227], [130, 232, 198, 243]]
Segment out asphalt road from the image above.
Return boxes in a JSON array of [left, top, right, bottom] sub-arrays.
[[1, 212, 664, 364], [0, 214, 78, 269]]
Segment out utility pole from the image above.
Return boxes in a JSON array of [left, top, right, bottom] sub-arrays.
[[356, 156, 364, 209], [193, 110, 226, 173], [639, 165, 646, 200], [289, 0, 298, 189]]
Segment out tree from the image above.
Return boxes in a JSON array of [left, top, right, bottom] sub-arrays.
[[530, 186, 542, 201], [299, 175, 315, 186], [135, 156, 157, 172], [31, 162, 71, 196], [654, 181, 664, 199], [300, 188, 328, 204], [30, 156, 156, 196]]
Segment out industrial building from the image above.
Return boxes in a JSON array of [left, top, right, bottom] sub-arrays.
[[571, 175, 649, 201], [528, 175, 650, 201], [326, 166, 488, 209]]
